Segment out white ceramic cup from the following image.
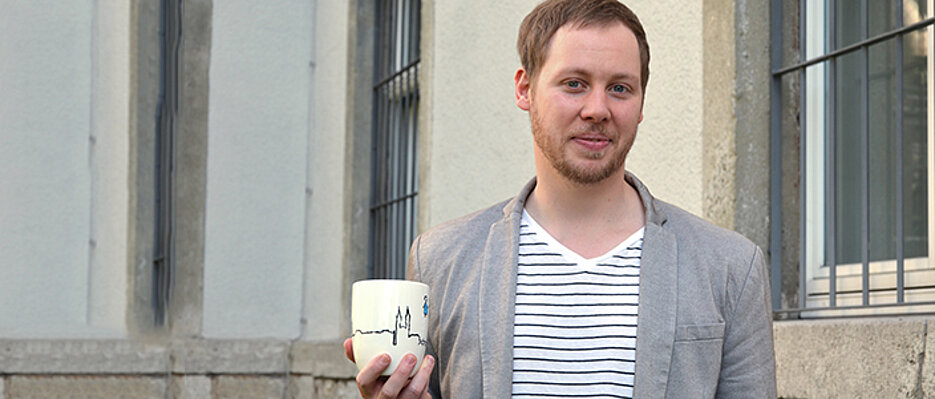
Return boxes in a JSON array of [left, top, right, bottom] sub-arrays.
[[351, 279, 430, 377]]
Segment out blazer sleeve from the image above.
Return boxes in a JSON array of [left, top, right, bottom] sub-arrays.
[[715, 246, 777, 398], [406, 235, 443, 399]]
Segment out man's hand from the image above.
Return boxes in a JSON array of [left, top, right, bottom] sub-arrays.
[[343, 338, 435, 399]]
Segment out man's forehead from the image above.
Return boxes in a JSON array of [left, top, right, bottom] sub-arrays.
[[553, 20, 637, 43], [543, 23, 640, 63]]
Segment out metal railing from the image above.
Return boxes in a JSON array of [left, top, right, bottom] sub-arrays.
[[154, 0, 182, 326], [369, 0, 421, 279], [770, 0, 935, 317]]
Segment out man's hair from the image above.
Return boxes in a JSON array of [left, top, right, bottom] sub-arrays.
[[517, 0, 650, 93]]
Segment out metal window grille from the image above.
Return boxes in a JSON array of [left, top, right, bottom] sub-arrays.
[[369, 0, 421, 279], [770, 0, 935, 317], [154, 0, 182, 326]]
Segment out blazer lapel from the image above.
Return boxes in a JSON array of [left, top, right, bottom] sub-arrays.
[[632, 222, 678, 398], [477, 180, 531, 398], [627, 172, 678, 398]]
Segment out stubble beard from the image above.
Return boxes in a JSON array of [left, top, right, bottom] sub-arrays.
[[530, 107, 633, 185]]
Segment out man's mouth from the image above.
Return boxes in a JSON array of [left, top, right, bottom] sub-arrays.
[[571, 134, 611, 151]]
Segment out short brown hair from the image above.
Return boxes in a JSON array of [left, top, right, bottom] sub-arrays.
[[517, 0, 650, 93]]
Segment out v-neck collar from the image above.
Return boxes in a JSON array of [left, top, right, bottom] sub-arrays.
[[521, 209, 644, 267]]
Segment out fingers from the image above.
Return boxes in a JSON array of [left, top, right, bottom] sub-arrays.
[[377, 353, 418, 398], [400, 355, 435, 399], [356, 352, 391, 395], [354, 352, 434, 399], [344, 338, 355, 363]]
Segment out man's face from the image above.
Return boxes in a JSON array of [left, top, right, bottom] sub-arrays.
[[515, 22, 644, 185]]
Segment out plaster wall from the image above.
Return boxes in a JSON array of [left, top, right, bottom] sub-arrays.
[[618, 0, 704, 216], [304, 0, 351, 340], [421, 0, 537, 229], [203, 0, 311, 338], [88, 0, 131, 335], [421, 0, 705, 230], [0, 1, 128, 337]]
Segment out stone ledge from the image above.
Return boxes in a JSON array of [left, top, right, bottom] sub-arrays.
[[0, 339, 169, 374], [774, 317, 933, 399], [170, 339, 290, 374], [0, 338, 356, 378], [290, 339, 357, 378]]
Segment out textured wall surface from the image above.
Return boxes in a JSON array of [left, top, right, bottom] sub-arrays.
[[305, 0, 351, 341], [701, 0, 737, 230], [0, 339, 360, 399], [624, 0, 705, 216], [202, 0, 310, 338], [421, 0, 537, 229], [775, 318, 934, 398], [0, 0, 130, 337]]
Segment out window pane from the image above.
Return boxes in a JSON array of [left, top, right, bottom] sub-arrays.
[[833, 50, 864, 265], [869, 0, 902, 37], [903, 27, 929, 257], [805, 62, 829, 270], [905, 0, 930, 25], [868, 38, 900, 262], [835, 0, 864, 49]]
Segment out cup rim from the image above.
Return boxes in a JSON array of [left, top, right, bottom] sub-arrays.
[[352, 279, 428, 290]]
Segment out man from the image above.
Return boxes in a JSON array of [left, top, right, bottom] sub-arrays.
[[344, 0, 776, 397]]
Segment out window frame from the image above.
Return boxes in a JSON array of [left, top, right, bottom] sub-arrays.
[[369, 0, 422, 280], [770, 0, 935, 317]]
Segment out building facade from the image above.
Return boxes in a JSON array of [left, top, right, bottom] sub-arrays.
[[0, 0, 933, 397]]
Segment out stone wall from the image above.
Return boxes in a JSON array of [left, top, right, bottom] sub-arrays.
[[0, 340, 359, 399], [775, 318, 935, 398]]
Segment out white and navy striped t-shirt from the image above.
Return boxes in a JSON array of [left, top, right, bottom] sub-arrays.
[[512, 210, 643, 399]]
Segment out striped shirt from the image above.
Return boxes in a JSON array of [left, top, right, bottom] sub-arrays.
[[512, 210, 643, 399]]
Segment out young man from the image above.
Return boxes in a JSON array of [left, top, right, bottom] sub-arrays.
[[345, 1, 776, 398]]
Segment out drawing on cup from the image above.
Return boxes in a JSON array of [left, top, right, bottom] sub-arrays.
[[353, 305, 427, 347]]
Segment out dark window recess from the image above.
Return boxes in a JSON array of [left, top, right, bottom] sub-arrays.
[[369, 0, 421, 279]]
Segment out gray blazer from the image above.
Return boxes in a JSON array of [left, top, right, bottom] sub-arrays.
[[407, 173, 776, 398]]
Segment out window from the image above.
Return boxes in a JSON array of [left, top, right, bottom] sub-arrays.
[[370, 0, 421, 279], [771, 0, 935, 317]]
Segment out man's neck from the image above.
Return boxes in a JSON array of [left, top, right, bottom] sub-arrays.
[[525, 168, 646, 259]]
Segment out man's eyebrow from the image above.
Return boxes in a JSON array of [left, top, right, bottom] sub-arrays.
[[607, 73, 639, 83], [558, 68, 638, 82]]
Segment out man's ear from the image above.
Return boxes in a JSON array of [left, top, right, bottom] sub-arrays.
[[514, 68, 531, 111]]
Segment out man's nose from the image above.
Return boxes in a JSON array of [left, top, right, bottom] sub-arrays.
[[580, 90, 610, 122]]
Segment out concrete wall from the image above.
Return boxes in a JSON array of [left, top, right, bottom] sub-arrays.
[[0, 339, 358, 398], [775, 318, 935, 398], [202, 0, 311, 339], [0, 0, 128, 338], [305, 0, 351, 342], [419, 0, 537, 229], [625, 0, 705, 216]]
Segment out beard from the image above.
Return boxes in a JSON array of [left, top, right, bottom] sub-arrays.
[[530, 106, 634, 185]]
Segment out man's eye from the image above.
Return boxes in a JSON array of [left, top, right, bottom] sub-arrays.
[[566, 81, 581, 89], [611, 84, 628, 93]]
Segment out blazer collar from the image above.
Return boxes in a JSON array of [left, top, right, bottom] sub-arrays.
[[481, 172, 677, 398], [499, 172, 668, 224]]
